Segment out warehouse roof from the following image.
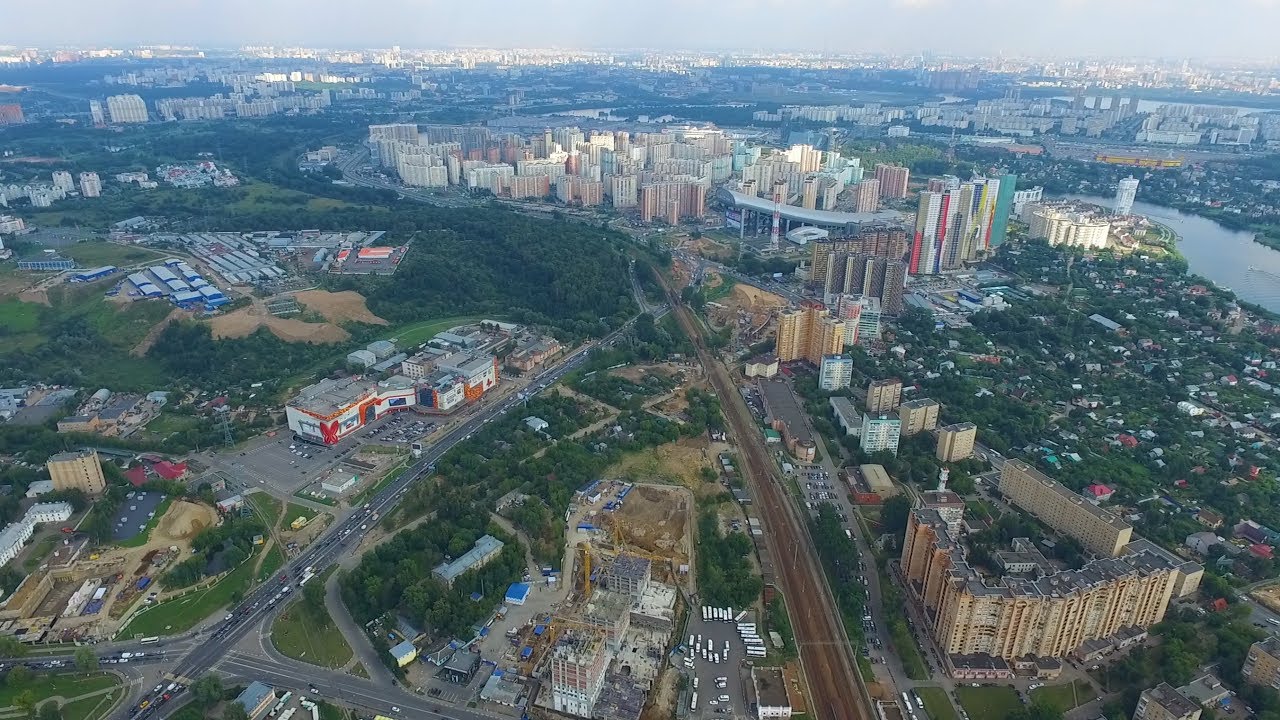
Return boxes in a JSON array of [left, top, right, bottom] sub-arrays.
[[433, 534, 504, 584], [289, 376, 375, 416], [719, 188, 904, 228]]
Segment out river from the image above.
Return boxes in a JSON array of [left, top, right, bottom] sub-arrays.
[[1060, 194, 1280, 313]]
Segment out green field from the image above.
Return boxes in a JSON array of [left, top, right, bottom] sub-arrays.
[[1030, 681, 1097, 712], [143, 412, 203, 438], [59, 241, 168, 269], [256, 543, 286, 583], [227, 180, 352, 214], [270, 570, 352, 669], [0, 298, 40, 333], [915, 687, 960, 720], [387, 316, 488, 348], [283, 502, 319, 527], [117, 497, 173, 549], [118, 552, 259, 637], [0, 672, 119, 709], [246, 493, 284, 528], [57, 681, 125, 720], [955, 686, 1024, 720], [23, 534, 60, 571]]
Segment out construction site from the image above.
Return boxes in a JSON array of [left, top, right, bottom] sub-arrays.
[[498, 481, 691, 720], [0, 500, 218, 644]]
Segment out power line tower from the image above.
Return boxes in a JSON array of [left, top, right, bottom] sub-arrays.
[[214, 406, 234, 447]]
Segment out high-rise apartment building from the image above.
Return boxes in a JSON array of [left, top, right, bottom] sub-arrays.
[[801, 177, 819, 210], [1115, 176, 1140, 216], [1025, 205, 1111, 249], [808, 228, 908, 286], [910, 176, 1005, 274], [988, 173, 1018, 249], [78, 172, 102, 198], [873, 164, 910, 199], [639, 182, 706, 224], [860, 413, 901, 454], [998, 460, 1133, 556], [608, 175, 638, 208], [901, 509, 1195, 663], [818, 354, 854, 391], [832, 294, 863, 347], [89, 100, 106, 127], [509, 174, 551, 199], [52, 171, 75, 193], [367, 123, 419, 144], [898, 398, 940, 436], [0, 104, 23, 125], [1133, 685, 1201, 720], [775, 304, 845, 365], [866, 378, 902, 413], [1243, 637, 1280, 690], [550, 632, 610, 718], [936, 422, 977, 462], [828, 254, 907, 315], [105, 94, 149, 123], [46, 449, 106, 495], [854, 179, 881, 213]]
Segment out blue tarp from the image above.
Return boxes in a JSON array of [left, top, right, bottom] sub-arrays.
[[533, 625, 547, 636], [505, 582, 531, 604], [520, 647, 533, 660]]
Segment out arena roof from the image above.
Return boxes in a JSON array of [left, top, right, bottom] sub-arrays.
[[718, 188, 905, 228]]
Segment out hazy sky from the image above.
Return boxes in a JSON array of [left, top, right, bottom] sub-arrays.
[[5, 0, 1280, 59]]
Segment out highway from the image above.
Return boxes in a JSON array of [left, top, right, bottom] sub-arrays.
[[109, 308, 645, 719]]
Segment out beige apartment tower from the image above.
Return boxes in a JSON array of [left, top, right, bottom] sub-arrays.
[[998, 459, 1133, 556], [901, 508, 1184, 662], [775, 305, 845, 365], [898, 398, 940, 436], [936, 422, 977, 462], [46, 449, 106, 495], [866, 378, 903, 413], [1244, 637, 1280, 690]]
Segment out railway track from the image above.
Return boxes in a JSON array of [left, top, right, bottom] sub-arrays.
[[663, 288, 870, 720]]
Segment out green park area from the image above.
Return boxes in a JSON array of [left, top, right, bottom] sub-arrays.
[[0, 672, 120, 718], [1031, 681, 1097, 713], [255, 543, 286, 583], [955, 686, 1024, 720], [246, 492, 284, 527], [385, 315, 487, 348], [271, 570, 352, 669], [118, 552, 259, 638], [283, 502, 319, 527], [915, 687, 960, 720], [58, 241, 169, 268]]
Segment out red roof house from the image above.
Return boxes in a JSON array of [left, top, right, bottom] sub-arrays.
[[153, 461, 189, 480], [124, 465, 148, 487], [1083, 484, 1114, 502], [1250, 544, 1274, 560], [1117, 434, 1139, 448]]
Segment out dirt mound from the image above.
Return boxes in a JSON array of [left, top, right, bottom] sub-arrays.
[[156, 500, 219, 542], [729, 284, 787, 311], [132, 308, 185, 356], [294, 290, 388, 326], [210, 302, 351, 344], [17, 289, 50, 306]]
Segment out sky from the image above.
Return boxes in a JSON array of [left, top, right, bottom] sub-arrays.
[[4, 0, 1280, 59]]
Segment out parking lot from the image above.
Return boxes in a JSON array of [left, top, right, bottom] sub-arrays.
[[365, 412, 437, 445], [112, 491, 166, 541], [682, 608, 755, 717]]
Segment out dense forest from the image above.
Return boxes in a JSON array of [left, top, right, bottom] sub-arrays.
[[695, 508, 762, 608]]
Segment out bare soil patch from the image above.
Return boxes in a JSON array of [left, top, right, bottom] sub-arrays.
[[155, 500, 219, 542], [293, 289, 388, 326], [210, 300, 350, 344]]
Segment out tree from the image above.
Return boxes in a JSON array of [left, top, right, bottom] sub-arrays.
[[881, 495, 912, 536], [6, 663, 30, 687], [191, 674, 224, 706], [38, 701, 62, 720], [224, 702, 250, 720], [74, 646, 97, 673], [0, 635, 27, 658], [13, 690, 36, 717]]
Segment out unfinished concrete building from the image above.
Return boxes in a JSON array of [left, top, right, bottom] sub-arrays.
[[550, 631, 610, 718]]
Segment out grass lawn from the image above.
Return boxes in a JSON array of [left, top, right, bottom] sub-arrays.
[[23, 534, 60, 571], [318, 701, 349, 720], [117, 497, 173, 549], [0, 672, 118, 708], [0, 299, 40, 333], [227, 181, 352, 214], [705, 278, 736, 302], [350, 663, 369, 679], [387, 315, 487, 348], [57, 681, 126, 720], [118, 552, 258, 637], [295, 489, 337, 506], [271, 572, 352, 669], [282, 502, 319, 527], [916, 687, 960, 720], [955, 686, 1024, 720], [352, 461, 408, 506], [59, 241, 167, 268], [246, 492, 284, 528], [256, 543, 285, 583], [1031, 681, 1097, 712], [143, 412, 203, 438]]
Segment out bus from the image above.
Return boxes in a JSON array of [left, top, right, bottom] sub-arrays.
[[139, 637, 160, 645], [1268, 618, 1280, 626], [690, 693, 698, 711]]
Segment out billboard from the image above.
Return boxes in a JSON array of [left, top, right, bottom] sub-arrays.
[[725, 209, 743, 229]]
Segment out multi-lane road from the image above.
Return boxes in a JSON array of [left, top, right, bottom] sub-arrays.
[[110, 312, 647, 719]]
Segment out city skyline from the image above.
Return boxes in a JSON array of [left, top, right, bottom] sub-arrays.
[[3, 0, 1280, 59]]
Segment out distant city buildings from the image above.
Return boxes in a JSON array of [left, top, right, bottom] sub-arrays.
[[78, 172, 102, 198], [873, 164, 909, 199], [105, 94, 148, 123]]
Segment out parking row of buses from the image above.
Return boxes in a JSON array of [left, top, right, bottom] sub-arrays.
[[702, 605, 738, 622], [738, 621, 767, 658]]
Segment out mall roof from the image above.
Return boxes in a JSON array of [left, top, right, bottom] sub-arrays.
[[718, 188, 905, 228]]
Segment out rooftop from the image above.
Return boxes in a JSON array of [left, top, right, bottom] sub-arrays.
[[860, 464, 893, 491], [753, 666, 790, 709], [1144, 683, 1200, 719], [235, 681, 274, 713], [1003, 459, 1133, 530], [719, 187, 905, 228], [289, 376, 376, 417], [47, 449, 96, 464], [759, 379, 813, 447], [609, 553, 652, 581], [433, 534, 504, 584]]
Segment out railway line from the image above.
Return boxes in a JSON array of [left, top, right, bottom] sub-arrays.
[[662, 282, 870, 720]]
